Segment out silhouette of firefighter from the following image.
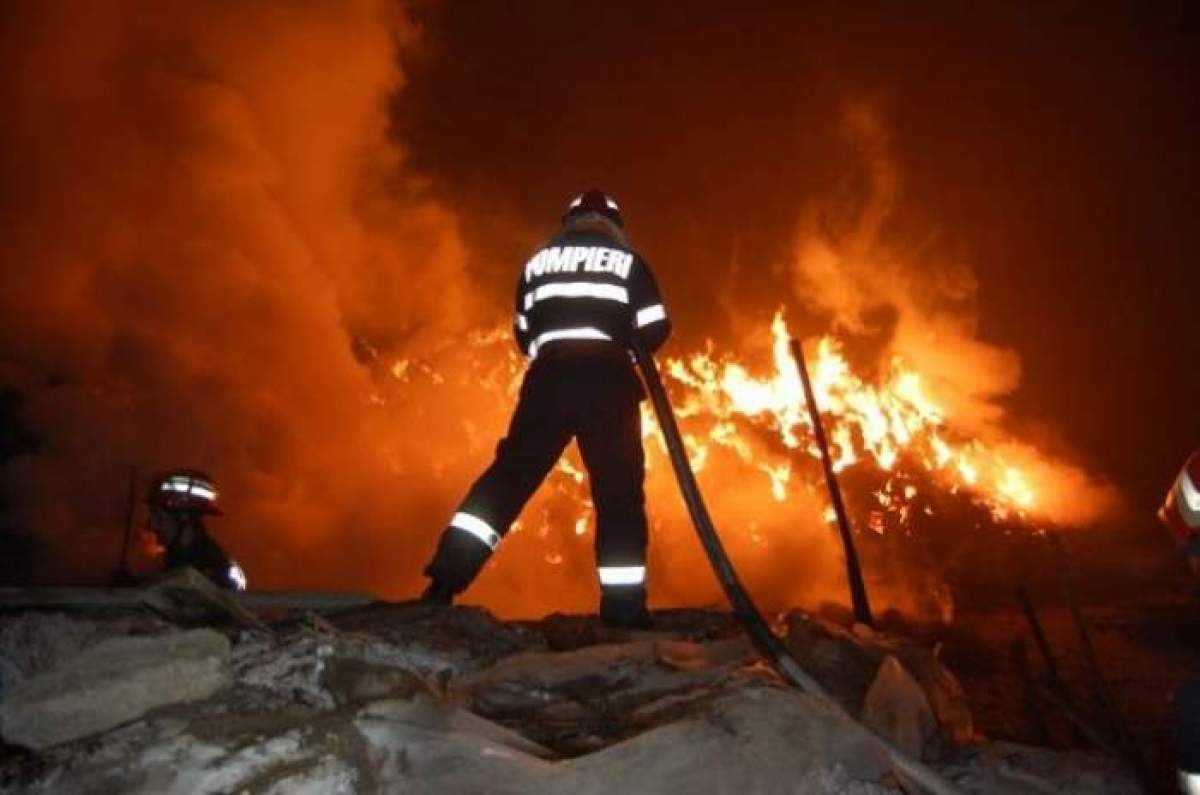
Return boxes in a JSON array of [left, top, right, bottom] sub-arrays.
[[146, 469, 246, 591], [1160, 449, 1200, 794], [421, 190, 670, 628]]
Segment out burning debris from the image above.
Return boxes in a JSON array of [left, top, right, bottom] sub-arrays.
[[365, 307, 1113, 619], [661, 309, 1037, 522]]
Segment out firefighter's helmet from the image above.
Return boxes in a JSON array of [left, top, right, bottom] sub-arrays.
[[563, 189, 623, 228], [1161, 451, 1200, 544], [146, 469, 222, 515]]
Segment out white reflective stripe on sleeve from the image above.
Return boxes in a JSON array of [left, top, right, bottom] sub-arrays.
[[1179, 471, 1200, 528], [597, 565, 646, 586], [516, 313, 528, 331], [526, 282, 629, 308], [528, 327, 612, 359], [450, 511, 501, 550], [636, 304, 667, 327], [1180, 770, 1200, 795]]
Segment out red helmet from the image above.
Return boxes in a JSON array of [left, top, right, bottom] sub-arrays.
[[563, 189, 623, 228], [146, 469, 222, 515], [1161, 452, 1200, 543]]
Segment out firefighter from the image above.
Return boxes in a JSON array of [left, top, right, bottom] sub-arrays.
[[146, 469, 247, 591], [1160, 450, 1200, 794], [421, 190, 671, 628]]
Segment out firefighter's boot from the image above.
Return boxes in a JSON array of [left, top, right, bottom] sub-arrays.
[[420, 579, 456, 606], [422, 522, 494, 604], [600, 586, 653, 630]]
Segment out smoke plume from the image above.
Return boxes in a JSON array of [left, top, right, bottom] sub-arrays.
[[787, 105, 1121, 527], [0, 1, 484, 592]]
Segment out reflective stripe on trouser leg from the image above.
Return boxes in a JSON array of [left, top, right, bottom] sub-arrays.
[[577, 378, 648, 595], [574, 368, 649, 623], [449, 511, 501, 550], [423, 363, 574, 594], [598, 565, 646, 587]]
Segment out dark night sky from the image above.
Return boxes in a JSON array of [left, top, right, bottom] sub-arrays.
[[398, 0, 1200, 515]]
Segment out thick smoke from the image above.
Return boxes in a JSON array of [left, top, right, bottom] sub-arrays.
[[787, 105, 1121, 526], [0, 1, 486, 591]]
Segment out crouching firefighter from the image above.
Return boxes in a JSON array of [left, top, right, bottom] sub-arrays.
[[146, 469, 247, 591], [421, 190, 671, 628], [1160, 449, 1200, 794]]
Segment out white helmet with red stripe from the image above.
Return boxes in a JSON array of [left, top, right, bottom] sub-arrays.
[[1159, 450, 1200, 544], [146, 469, 222, 515]]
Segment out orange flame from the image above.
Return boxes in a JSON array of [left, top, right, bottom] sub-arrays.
[[655, 308, 1041, 526], [371, 305, 1113, 618], [385, 307, 1094, 533]]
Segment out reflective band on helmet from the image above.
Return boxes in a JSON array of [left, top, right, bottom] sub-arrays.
[[636, 304, 666, 327], [598, 565, 646, 586], [190, 484, 217, 501], [1180, 771, 1200, 795], [605, 197, 619, 210], [228, 561, 248, 591], [569, 194, 583, 208], [528, 327, 612, 359], [450, 511, 501, 550], [162, 476, 217, 502], [523, 282, 629, 311], [1179, 471, 1200, 528], [516, 313, 529, 331]]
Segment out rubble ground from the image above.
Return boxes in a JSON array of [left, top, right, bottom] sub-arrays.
[[0, 602, 1141, 794]]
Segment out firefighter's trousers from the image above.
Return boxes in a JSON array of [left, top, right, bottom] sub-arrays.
[[1178, 673, 1200, 787], [425, 349, 648, 607]]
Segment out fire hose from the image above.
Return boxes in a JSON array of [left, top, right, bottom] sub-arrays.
[[631, 340, 966, 795]]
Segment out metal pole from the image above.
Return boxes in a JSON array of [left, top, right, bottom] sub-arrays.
[[634, 342, 965, 795], [1014, 584, 1090, 748], [1010, 637, 1052, 746], [1048, 532, 1153, 790], [1015, 585, 1074, 704], [788, 338, 874, 628]]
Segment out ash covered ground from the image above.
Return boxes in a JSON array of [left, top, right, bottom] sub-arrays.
[[0, 596, 1148, 794]]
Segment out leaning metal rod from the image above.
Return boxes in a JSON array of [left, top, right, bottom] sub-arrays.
[[788, 338, 875, 627], [1015, 585, 1075, 708], [632, 341, 965, 795], [1048, 531, 1153, 790]]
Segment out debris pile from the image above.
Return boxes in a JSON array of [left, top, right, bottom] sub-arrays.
[[0, 599, 1140, 794]]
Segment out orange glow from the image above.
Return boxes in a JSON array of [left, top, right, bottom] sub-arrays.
[[0, 2, 1125, 620], [365, 304, 1119, 619], [657, 308, 1045, 524]]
